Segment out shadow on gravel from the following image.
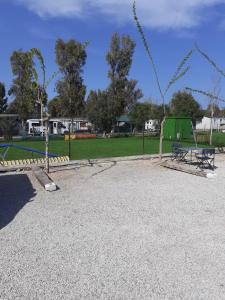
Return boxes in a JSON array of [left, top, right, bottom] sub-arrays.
[[91, 161, 117, 177], [0, 174, 36, 230]]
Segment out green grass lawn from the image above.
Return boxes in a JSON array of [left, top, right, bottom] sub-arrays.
[[0, 136, 203, 161]]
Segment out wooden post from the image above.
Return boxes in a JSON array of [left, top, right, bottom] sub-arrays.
[[142, 123, 145, 154], [159, 117, 166, 161], [210, 100, 214, 146], [68, 123, 71, 160], [192, 121, 197, 148], [44, 117, 49, 173]]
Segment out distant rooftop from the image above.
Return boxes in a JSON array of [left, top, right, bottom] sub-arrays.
[[117, 115, 131, 123]]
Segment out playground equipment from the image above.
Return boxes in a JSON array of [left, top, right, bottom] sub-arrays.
[[0, 144, 58, 159], [0, 144, 68, 167]]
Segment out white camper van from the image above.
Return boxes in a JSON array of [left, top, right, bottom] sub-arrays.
[[26, 119, 46, 135], [26, 118, 91, 135]]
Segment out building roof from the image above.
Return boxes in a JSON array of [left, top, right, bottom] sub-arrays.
[[116, 115, 131, 123], [0, 114, 19, 118], [166, 117, 192, 120]]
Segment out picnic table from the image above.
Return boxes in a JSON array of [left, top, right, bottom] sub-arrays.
[[179, 147, 205, 162], [171, 144, 216, 170]]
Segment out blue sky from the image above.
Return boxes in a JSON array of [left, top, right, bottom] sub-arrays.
[[1, 0, 225, 108]]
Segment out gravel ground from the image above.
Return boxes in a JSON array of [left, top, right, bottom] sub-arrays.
[[1, 156, 225, 299]]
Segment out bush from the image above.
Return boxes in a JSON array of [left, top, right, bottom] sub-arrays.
[[0, 119, 17, 141], [212, 133, 225, 147]]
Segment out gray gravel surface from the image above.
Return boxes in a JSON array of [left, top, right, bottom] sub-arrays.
[[1, 157, 225, 299]]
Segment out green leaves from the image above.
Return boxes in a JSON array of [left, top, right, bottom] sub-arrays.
[[133, 1, 164, 102], [55, 39, 87, 117], [164, 49, 194, 96], [185, 87, 225, 103], [9, 50, 36, 121], [29, 48, 46, 87], [170, 90, 202, 121], [0, 82, 8, 113], [133, 1, 193, 112], [195, 43, 225, 78]]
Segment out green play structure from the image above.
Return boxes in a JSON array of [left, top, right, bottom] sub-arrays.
[[163, 117, 193, 140]]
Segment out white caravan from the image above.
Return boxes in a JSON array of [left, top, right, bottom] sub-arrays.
[[196, 117, 225, 132], [145, 119, 159, 131], [26, 119, 46, 135], [26, 118, 91, 135]]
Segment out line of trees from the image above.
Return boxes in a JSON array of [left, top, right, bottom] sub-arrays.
[[0, 32, 223, 134], [0, 33, 143, 133]]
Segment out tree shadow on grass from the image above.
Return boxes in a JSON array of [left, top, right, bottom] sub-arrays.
[[0, 174, 36, 230]]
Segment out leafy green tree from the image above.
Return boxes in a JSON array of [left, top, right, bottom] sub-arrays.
[[8, 50, 36, 127], [129, 102, 153, 153], [6, 101, 18, 114], [129, 102, 152, 129], [87, 33, 142, 132], [170, 91, 202, 123], [204, 103, 220, 117], [48, 97, 63, 118], [151, 104, 170, 123], [133, 1, 193, 159], [0, 82, 7, 113], [106, 33, 142, 123], [87, 90, 112, 132], [55, 39, 87, 118]]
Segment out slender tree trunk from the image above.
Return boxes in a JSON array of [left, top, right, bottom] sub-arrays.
[[159, 117, 166, 161], [41, 101, 44, 137], [210, 100, 214, 146], [192, 121, 197, 148], [68, 123, 71, 160], [210, 118, 213, 146], [142, 123, 145, 154], [45, 119, 49, 173], [21, 119, 25, 136]]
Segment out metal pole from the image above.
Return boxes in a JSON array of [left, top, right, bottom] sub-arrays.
[[210, 98, 214, 146], [41, 101, 44, 137], [38, 87, 44, 138], [142, 123, 145, 154], [68, 123, 71, 160], [45, 119, 49, 173]]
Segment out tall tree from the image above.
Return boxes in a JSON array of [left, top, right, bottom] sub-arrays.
[[129, 102, 153, 153], [0, 82, 7, 113], [106, 33, 142, 124], [87, 90, 112, 132], [55, 39, 87, 119], [48, 97, 63, 118], [170, 91, 202, 123], [9, 50, 36, 126], [129, 102, 152, 129], [205, 103, 220, 117], [133, 1, 193, 159], [151, 104, 171, 122]]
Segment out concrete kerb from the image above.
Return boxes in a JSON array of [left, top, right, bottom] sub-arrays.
[[32, 166, 57, 192], [1, 150, 223, 174], [60, 153, 171, 165], [0, 153, 170, 173]]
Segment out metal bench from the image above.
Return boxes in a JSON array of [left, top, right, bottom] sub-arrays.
[[195, 148, 215, 170], [171, 143, 188, 162]]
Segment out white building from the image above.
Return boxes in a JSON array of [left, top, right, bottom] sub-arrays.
[[26, 119, 46, 135], [26, 118, 91, 135], [145, 119, 159, 131], [196, 117, 225, 132], [49, 118, 91, 135]]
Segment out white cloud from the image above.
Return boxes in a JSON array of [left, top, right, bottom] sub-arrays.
[[14, 0, 225, 30]]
